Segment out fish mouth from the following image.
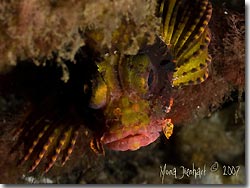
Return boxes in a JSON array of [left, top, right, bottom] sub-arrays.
[[101, 123, 162, 151]]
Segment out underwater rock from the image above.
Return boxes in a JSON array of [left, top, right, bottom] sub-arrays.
[[0, 0, 159, 79], [190, 165, 245, 184], [175, 102, 245, 169]]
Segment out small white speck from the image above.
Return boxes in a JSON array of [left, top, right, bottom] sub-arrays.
[[197, 106, 200, 109], [45, 119, 50, 123], [224, 11, 228, 15], [84, 130, 89, 136], [165, 106, 171, 113]]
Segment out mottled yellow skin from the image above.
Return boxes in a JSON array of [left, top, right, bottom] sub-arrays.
[[105, 96, 150, 134]]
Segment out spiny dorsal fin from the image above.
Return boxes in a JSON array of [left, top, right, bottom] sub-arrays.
[[176, 1, 212, 57], [160, 0, 212, 88], [90, 137, 105, 156], [28, 128, 58, 173], [61, 129, 79, 167], [44, 127, 73, 172]]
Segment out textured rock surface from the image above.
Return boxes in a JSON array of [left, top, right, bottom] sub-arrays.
[[0, 0, 159, 79]]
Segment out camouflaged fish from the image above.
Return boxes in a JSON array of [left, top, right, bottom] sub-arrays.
[[90, 48, 174, 152], [11, 0, 212, 173], [94, 0, 212, 152]]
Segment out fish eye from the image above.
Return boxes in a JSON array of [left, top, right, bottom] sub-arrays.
[[147, 69, 154, 89]]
